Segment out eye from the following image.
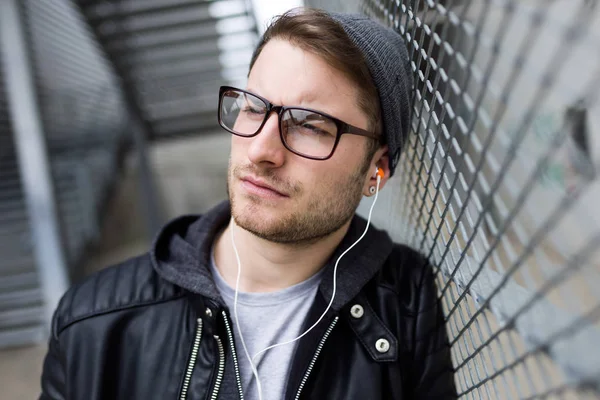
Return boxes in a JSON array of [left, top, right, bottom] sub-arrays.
[[243, 106, 265, 115], [302, 120, 339, 137], [301, 123, 333, 136]]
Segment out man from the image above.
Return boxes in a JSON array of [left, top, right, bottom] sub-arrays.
[[40, 7, 456, 400]]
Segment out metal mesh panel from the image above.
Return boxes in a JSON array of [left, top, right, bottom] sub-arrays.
[[309, 0, 600, 398]]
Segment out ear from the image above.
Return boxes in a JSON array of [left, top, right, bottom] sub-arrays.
[[363, 145, 391, 196]]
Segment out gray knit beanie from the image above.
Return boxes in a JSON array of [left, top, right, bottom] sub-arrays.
[[329, 12, 413, 176]]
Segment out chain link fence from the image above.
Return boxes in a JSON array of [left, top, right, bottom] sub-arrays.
[[309, 0, 600, 398]]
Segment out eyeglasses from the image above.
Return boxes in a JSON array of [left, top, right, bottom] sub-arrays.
[[217, 86, 380, 160]]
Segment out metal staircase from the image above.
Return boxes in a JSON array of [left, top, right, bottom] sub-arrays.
[[0, 0, 129, 347], [0, 60, 45, 346], [76, 0, 259, 140], [0, 0, 259, 348]]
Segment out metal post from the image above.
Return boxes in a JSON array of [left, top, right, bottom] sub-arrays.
[[130, 118, 163, 240], [0, 0, 69, 331]]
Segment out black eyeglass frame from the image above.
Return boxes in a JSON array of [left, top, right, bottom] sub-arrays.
[[217, 85, 381, 160]]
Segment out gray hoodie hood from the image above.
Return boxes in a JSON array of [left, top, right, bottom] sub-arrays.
[[151, 200, 394, 311]]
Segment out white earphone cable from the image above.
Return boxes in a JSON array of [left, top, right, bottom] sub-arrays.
[[231, 173, 382, 400], [231, 225, 264, 400]]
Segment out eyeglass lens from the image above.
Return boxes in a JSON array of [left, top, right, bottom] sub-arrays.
[[220, 89, 339, 159]]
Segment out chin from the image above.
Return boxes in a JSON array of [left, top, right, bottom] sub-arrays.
[[232, 203, 284, 240], [228, 169, 361, 244], [231, 189, 279, 226]]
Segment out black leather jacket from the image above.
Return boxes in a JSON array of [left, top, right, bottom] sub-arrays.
[[40, 202, 456, 399]]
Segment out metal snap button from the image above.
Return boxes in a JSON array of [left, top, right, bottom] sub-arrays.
[[350, 304, 364, 319], [376, 338, 390, 353], [205, 307, 213, 318]]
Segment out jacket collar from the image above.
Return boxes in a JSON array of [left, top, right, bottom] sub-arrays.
[[151, 200, 394, 311]]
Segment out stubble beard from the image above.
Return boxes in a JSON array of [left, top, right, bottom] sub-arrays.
[[228, 159, 368, 246]]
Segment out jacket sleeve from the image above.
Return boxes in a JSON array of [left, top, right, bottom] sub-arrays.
[[39, 309, 67, 400], [411, 264, 458, 399]]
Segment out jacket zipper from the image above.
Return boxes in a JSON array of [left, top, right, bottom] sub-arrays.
[[180, 318, 203, 400], [210, 335, 225, 400], [222, 311, 245, 399], [294, 316, 339, 400]]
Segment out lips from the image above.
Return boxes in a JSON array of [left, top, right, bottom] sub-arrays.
[[241, 176, 288, 197]]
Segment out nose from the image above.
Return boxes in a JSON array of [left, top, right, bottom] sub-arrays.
[[246, 111, 286, 168]]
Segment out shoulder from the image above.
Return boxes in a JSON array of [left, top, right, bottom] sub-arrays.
[[376, 243, 438, 307], [52, 253, 186, 337]]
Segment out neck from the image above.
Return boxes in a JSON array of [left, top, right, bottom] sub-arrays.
[[213, 219, 352, 293]]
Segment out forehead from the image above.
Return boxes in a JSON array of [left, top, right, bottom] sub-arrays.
[[247, 39, 366, 124]]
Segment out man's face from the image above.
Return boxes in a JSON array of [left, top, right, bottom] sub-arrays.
[[228, 39, 374, 244]]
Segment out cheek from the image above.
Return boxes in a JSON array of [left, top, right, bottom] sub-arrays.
[[283, 162, 323, 200], [230, 136, 249, 159], [300, 168, 337, 198]]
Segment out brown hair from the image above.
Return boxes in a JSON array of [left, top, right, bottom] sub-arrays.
[[249, 8, 382, 161]]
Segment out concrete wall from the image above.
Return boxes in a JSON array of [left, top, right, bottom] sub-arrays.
[[83, 133, 231, 275]]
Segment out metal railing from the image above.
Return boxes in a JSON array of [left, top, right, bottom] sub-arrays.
[[312, 0, 600, 398]]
